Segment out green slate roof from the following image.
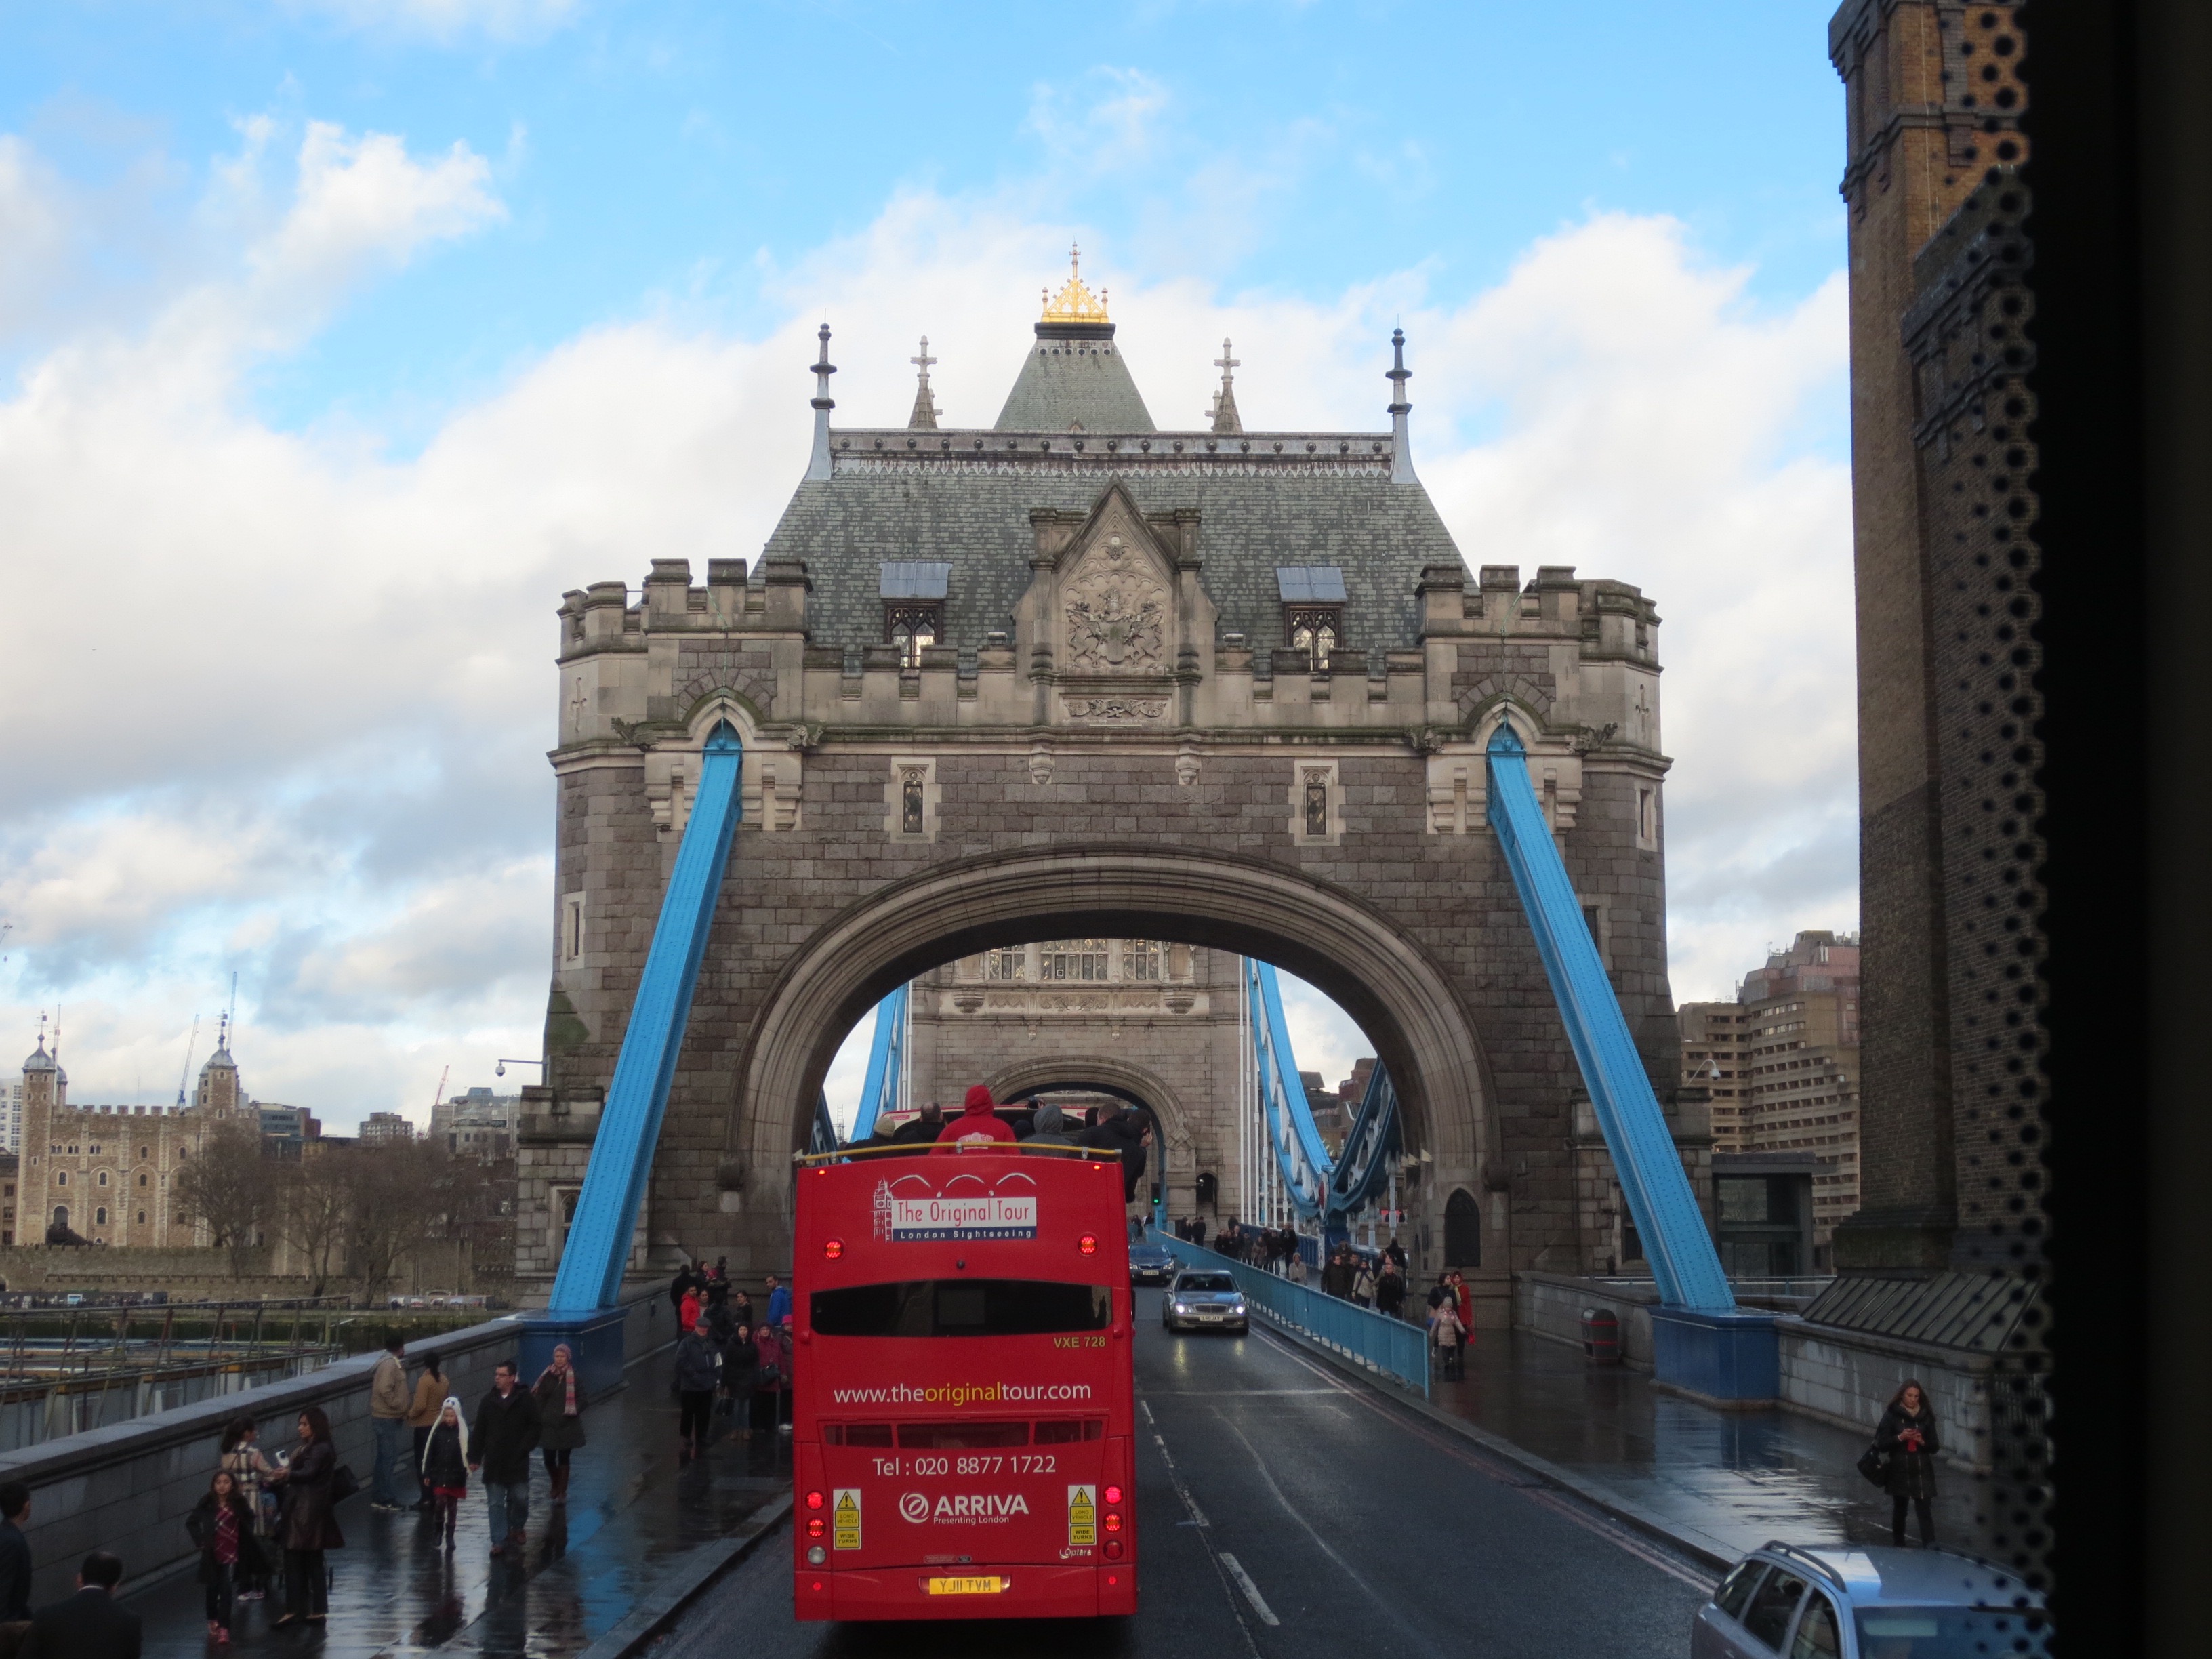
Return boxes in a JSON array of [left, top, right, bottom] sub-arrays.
[[762, 317, 1461, 657], [993, 322, 1157, 434]]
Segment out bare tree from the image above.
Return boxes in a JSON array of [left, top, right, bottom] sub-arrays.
[[172, 1119, 270, 1277], [276, 1152, 353, 1298], [347, 1143, 436, 1306]]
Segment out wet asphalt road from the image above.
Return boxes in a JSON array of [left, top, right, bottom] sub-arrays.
[[648, 1313, 1716, 1659]]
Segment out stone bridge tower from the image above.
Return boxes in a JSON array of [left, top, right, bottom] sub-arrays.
[[517, 255, 1689, 1319]]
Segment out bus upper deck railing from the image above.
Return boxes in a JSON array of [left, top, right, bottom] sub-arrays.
[[1148, 1230, 1430, 1399], [794, 1141, 1123, 1167]]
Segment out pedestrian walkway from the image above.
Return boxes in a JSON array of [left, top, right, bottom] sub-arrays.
[[127, 1345, 785, 1657], [1416, 1328, 1995, 1568]]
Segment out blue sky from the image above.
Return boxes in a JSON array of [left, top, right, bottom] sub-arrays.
[[0, 1, 1859, 1126]]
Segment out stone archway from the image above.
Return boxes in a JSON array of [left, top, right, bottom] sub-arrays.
[[985, 1054, 1190, 1216], [718, 842, 1505, 1258]]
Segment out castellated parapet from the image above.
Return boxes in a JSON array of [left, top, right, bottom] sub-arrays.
[[526, 298, 1683, 1311]]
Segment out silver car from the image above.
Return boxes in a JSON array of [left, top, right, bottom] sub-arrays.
[[1692, 1541, 2049, 1658], [1162, 1270, 1248, 1334]]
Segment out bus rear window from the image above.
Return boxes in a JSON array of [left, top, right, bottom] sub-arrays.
[[811, 1279, 1112, 1337], [822, 1424, 895, 1447], [899, 1422, 1030, 1448], [1033, 1419, 1105, 1444]]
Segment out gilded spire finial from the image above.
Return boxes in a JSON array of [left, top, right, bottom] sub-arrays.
[[1040, 242, 1111, 325]]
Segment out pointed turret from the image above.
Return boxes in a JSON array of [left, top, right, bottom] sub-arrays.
[[804, 323, 837, 482], [1209, 338, 1243, 434], [907, 336, 941, 430], [994, 246, 1155, 433], [1386, 328, 1416, 485]]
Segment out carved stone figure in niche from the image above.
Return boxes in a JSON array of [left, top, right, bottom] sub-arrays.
[[1304, 771, 1329, 838], [901, 771, 925, 834], [1064, 533, 1166, 671]]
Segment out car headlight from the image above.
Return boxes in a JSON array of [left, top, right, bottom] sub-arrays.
[[1172, 1302, 1191, 1313]]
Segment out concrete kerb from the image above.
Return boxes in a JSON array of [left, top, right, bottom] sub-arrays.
[[577, 1494, 793, 1659], [1243, 1305, 1736, 1577]]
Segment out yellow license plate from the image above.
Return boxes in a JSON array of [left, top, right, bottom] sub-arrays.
[[926, 1576, 1008, 1596]]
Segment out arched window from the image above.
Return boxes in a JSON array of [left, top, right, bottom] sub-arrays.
[[138, 1173, 148, 1187], [97, 1170, 108, 1187], [1444, 1188, 1482, 1269], [52, 1206, 67, 1231], [136, 1211, 147, 1224], [54, 1172, 66, 1188], [94, 1207, 107, 1226]]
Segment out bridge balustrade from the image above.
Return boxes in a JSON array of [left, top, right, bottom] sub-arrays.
[[1149, 1230, 1430, 1398]]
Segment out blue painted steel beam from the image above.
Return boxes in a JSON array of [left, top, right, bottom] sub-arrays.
[[1247, 958, 1331, 1219], [848, 983, 907, 1142], [1329, 1059, 1402, 1214], [550, 724, 744, 1313], [1486, 724, 1733, 1312], [809, 1090, 840, 1156]]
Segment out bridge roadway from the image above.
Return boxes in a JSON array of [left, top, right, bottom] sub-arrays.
[[655, 1316, 1715, 1659]]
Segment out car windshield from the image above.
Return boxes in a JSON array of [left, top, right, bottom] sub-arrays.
[[1175, 1273, 1237, 1292], [1853, 1606, 2050, 1658]]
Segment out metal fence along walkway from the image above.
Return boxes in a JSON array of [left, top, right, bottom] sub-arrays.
[[1151, 1230, 1431, 1397]]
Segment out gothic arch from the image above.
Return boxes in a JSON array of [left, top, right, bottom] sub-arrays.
[[717, 842, 1505, 1232], [983, 1054, 1191, 1154]]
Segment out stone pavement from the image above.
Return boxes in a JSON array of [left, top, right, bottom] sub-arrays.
[[123, 1345, 786, 1657], [1417, 1327, 1996, 1568]]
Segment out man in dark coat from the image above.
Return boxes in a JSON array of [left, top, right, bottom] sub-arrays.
[[24, 1551, 140, 1659], [1076, 1105, 1149, 1201], [470, 1361, 542, 1554], [0, 1479, 33, 1622], [886, 1102, 944, 1153]]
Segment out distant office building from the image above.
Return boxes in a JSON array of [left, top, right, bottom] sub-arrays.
[[432, 1088, 518, 1160], [1679, 1004, 1750, 1150], [1680, 931, 1862, 1267], [0, 1080, 21, 1156], [359, 1111, 415, 1146], [258, 1105, 321, 1159]]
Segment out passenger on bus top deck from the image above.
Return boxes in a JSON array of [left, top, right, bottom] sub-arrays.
[[937, 1084, 1019, 1148]]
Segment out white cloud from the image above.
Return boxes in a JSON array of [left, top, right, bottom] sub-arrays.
[[0, 150, 1849, 1122], [284, 0, 583, 42]]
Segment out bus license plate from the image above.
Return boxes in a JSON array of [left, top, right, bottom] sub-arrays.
[[926, 1576, 1007, 1596]]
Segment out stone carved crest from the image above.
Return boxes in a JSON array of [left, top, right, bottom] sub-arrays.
[[1063, 535, 1166, 671], [1065, 697, 1166, 724]]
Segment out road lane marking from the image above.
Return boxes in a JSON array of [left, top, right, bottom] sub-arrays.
[[1251, 1326, 1717, 1592], [1153, 1435, 1210, 1526], [1141, 1398, 1155, 1425], [1216, 1411, 1442, 1656], [1218, 1553, 1280, 1626]]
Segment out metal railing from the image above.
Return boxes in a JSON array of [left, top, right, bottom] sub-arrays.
[[1150, 1231, 1430, 1398], [0, 1298, 355, 1454]]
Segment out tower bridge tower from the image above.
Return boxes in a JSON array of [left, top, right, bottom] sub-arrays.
[[518, 258, 1694, 1313]]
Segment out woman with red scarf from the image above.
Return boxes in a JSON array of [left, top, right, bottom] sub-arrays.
[[533, 1343, 590, 1507]]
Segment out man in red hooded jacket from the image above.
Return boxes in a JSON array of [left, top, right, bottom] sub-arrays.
[[938, 1084, 1018, 1147]]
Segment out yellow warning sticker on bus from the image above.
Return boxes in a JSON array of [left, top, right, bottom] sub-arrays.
[[832, 1488, 861, 1551], [1067, 1483, 1097, 1548]]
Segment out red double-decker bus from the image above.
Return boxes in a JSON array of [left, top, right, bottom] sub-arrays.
[[790, 1143, 1138, 1620]]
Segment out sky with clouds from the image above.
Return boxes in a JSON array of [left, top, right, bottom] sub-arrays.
[[0, 1, 1858, 1130]]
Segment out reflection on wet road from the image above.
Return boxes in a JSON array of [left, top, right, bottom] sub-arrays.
[[655, 1316, 1713, 1659]]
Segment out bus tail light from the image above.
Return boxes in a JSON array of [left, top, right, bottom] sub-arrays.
[[806, 1517, 825, 1538], [806, 1490, 825, 1510], [1078, 1233, 1099, 1255], [806, 1545, 826, 1564], [824, 1237, 844, 1260], [1105, 1540, 1124, 1559], [1104, 1485, 1122, 1504], [1104, 1512, 1122, 1533]]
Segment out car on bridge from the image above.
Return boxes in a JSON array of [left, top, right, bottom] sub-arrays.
[[1128, 1242, 1176, 1285], [1162, 1270, 1248, 1335], [1693, 1540, 2048, 1658]]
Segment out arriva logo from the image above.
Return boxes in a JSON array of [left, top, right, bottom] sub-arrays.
[[898, 1492, 1032, 1522]]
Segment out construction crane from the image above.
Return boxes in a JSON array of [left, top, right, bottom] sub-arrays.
[[428, 1065, 449, 1118], [175, 1015, 199, 1108]]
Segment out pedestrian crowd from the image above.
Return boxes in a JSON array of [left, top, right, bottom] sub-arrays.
[[665, 1254, 795, 1461]]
